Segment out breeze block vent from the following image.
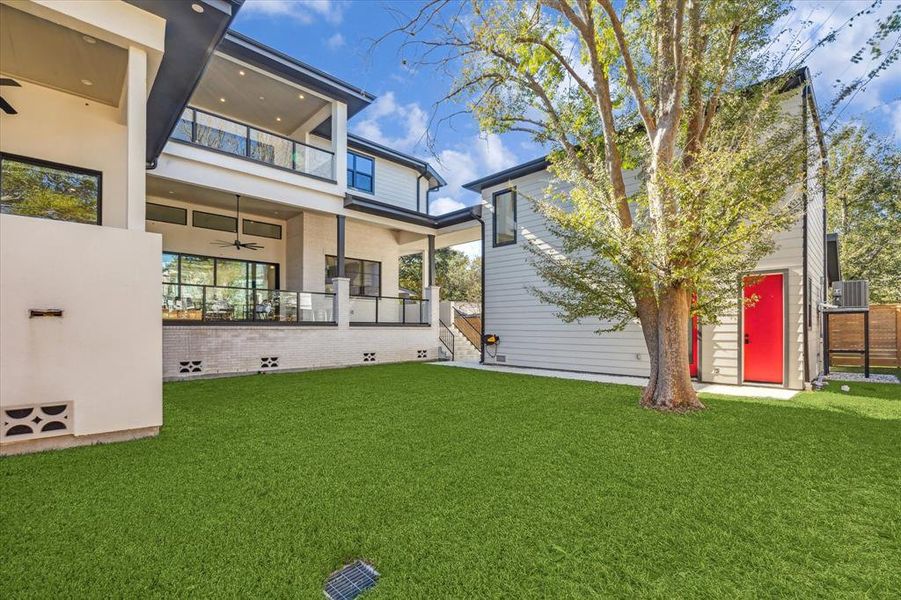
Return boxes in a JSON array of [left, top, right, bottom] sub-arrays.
[[179, 360, 202, 374], [2, 403, 72, 442], [363, 352, 376, 363], [260, 357, 279, 369], [417, 350, 428, 359]]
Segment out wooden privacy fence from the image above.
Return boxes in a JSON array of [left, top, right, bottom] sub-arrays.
[[828, 304, 901, 367]]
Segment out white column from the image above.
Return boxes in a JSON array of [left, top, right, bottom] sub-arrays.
[[126, 45, 147, 231], [333, 277, 350, 329], [425, 285, 441, 331], [331, 101, 348, 187]]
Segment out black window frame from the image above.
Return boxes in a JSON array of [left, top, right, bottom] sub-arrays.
[[146, 202, 187, 225], [242, 218, 282, 240], [492, 187, 517, 247], [325, 254, 382, 296], [347, 151, 375, 194], [0, 152, 102, 226], [161, 250, 280, 290], [192, 209, 238, 233]]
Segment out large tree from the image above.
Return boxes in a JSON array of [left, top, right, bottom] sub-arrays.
[[400, 248, 481, 301], [826, 124, 901, 303], [390, 0, 812, 409]]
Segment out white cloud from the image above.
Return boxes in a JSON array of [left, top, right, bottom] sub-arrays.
[[351, 91, 429, 153], [430, 133, 521, 214], [241, 0, 344, 25], [326, 33, 345, 50], [429, 196, 467, 214], [773, 2, 901, 133]]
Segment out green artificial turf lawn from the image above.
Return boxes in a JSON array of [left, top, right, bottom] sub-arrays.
[[2, 364, 899, 598]]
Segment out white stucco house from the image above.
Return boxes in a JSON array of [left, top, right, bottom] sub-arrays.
[[0, 0, 479, 454], [463, 69, 831, 392]]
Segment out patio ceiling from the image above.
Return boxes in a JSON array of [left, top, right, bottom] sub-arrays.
[[0, 4, 127, 107], [147, 176, 301, 220], [191, 53, 330, 137]]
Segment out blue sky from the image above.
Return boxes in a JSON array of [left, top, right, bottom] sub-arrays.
[[233, 0, 900, 223]]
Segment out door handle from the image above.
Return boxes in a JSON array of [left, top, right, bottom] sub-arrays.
[[744, 333, 750, 345]]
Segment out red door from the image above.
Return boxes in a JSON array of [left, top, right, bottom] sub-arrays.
[[689, 315, 699, 378], [743, 274, 784, 384]]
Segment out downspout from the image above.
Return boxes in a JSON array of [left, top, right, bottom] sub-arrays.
[[801, 83, 811, 385], [475, 210, 486, 364]]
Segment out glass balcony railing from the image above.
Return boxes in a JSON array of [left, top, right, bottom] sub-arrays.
[[349, 296, 430, 325], [171, 107, 335, 181], [162, 284, 335, 324]]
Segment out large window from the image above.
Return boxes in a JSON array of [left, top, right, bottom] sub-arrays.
[[161, 252, 278, 320], [493, 188, 516, 246], [347, 151, 374, 193], [0, 153, 100, 225], [325, 255, 381, 296]]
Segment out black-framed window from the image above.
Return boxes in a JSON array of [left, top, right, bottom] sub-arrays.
[[347, 151, 374, 193], [493, 188, 516, 247], [325, 255, 381, 296], [193, 210, 237, 233], [147, 202, 187, 225], [0, 153, 101, 225], [243, 219, 282, 240]]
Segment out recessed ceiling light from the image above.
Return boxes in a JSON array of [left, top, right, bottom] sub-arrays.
[[276, 117, 282, 122], [82, 35, 96, 44], [239, 70, 246, 76], [168, 190, 174, 195], [219, 97, 226, 103], [298, 93, 304, 99], [259, 95, 265, 101], [81, 79, 93, 86], [191, 3, 204, 14]]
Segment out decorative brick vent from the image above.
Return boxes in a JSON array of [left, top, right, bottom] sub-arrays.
[[179, 360, 203, 374], [417, 350, 428, 359], [363, 352, 376, 363], [2, 403, 72, 441], [260, 357, 279, 369]]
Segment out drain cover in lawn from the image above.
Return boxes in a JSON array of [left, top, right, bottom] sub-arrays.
[[323, 560, 379, 600]]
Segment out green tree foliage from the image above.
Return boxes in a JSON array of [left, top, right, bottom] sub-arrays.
[[826, 125, 901, 303], [399, 248, 481, 301], [0, 159, 98, 224]]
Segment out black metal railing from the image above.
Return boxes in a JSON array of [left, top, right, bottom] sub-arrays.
[[162, 283, 335, 324], [171, 107, 335, 180], [438, 320, 455, 359], [349, 295, 430, 325]]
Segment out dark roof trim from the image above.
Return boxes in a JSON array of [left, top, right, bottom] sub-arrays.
[[344, 194, 480, 229], [347, 134, 447, 188], [220, 30, 375, 118], [462, 156, 550, 192], [129, 0, 243, 165]]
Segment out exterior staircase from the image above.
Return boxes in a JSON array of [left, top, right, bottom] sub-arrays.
[[448, 322, 481, 361], [438, 301, 481, 362]]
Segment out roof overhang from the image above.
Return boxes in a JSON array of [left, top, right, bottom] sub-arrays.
[[127, 0, 242, 164], [462, 156, 550, 192], [345, 194, 480, 229], [219, 30, 375, 118]]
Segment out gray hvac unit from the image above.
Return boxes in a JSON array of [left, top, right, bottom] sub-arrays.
[[833, 280, 869, 309]]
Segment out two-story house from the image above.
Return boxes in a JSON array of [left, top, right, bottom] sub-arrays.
[[0, 0, 479, 454]]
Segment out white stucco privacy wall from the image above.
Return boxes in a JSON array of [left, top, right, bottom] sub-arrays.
[[0, 215, 163, 451]]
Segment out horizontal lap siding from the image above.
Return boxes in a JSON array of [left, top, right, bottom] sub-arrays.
[[483, 171, 650, 378]]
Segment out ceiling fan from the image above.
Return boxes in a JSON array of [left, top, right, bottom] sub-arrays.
[[0, 78, 22, 115], [212, 194, 264, 251]]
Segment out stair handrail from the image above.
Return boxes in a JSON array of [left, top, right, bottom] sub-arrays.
[[438, 319, 455, 360], [452, 306, 482, 349]]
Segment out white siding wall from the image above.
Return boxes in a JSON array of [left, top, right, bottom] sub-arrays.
[[482, 91, 818, 389], [349, 153, 424, 212], [482, 170, 653, 378], [805, 99, 826, 381]]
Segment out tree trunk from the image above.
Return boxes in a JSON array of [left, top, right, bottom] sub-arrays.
[[635, 295, 660, 404], [642, 286, 703, 410]]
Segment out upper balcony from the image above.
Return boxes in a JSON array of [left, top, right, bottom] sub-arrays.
[[172, 106, 335, 181]]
